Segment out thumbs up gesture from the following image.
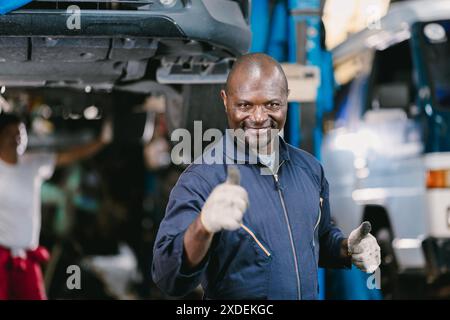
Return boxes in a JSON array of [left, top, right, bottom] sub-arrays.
[[348, 222, 381, 273], [200, 165, 249, 233]]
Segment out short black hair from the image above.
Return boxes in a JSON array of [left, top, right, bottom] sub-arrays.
[[0, 113, 22, 133]]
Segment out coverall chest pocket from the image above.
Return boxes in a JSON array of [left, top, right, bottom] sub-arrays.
[[212, 226, 272, 300]]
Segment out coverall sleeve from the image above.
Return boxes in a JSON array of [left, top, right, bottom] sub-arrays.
[[151, 169, 215, 297], [318, 165, 352, 269]]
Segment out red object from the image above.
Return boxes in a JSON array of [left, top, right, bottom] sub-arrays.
[[0, 245, 50, 300]]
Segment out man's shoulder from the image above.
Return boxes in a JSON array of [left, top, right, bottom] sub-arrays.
[[179, 162, 226, 189], [285, 143, 322, 174]]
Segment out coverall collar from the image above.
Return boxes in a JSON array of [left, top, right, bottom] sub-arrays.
[[222, 129, 290, 166]]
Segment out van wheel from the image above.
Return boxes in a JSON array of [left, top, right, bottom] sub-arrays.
[[375, 227, 399, 299]]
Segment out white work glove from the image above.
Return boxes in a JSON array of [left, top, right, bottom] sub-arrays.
[[348, 221, 381, 273], [200, 165, 249, 233]]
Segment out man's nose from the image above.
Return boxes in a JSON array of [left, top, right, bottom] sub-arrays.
[[251, 105, 268, 124]]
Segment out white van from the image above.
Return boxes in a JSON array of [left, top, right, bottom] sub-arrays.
[[322, 0, 450, 298]]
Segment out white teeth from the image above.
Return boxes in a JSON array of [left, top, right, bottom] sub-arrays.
[[245, 128, 269, 133]]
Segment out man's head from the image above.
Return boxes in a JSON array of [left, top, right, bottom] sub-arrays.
[[0, 113, 26, 155], [220, 53, 289, 151]]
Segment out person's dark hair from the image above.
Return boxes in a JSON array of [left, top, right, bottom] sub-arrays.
[[0, 113, 22, 134]]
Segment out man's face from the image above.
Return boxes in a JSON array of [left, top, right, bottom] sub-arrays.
[[0, 122, 25, 154], [221, 71, 288, 151]]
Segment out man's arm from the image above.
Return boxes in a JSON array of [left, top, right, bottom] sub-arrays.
[[56, 138, 106, 167], [152, 171, 213, 297], [152, 166, 248, 297], [318, 165, 380, 272], [318, 166, 352, 268], [183, 215, 214, 269], [182, 165, 246, 270], [56, 120, 112, 167]]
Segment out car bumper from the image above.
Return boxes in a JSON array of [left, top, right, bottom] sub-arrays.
[[0, 0, 251, 56]]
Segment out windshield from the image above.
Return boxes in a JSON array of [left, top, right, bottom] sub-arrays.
[[419, 20, 450, 110]]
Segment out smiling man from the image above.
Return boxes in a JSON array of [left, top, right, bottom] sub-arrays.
[[152, 53, 381, 300]]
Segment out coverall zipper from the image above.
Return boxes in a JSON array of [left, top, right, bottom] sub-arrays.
[[273, 165, 302, 300], [312, 203, 322, 248]]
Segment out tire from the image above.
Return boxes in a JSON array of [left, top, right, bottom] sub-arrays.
[[166, 84, 228, 163], [166, 84, 227, 134], [375, 227, 400, 299]]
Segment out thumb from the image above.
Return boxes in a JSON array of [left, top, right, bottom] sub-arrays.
[[226, 165, 240, 185], [349, 221, 372, 247]]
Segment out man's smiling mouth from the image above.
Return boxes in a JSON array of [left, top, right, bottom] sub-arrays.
[[245, 126, 271, 130]]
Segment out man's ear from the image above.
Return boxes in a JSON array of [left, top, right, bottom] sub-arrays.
[[220, 89, 228, 113]]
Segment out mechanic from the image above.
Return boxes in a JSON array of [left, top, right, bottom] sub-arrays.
[[152, 53, 381, 299], [0, 113, 112, 300]]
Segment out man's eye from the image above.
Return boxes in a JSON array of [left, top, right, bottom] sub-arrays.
[[237, 103, 250, 108], [268, 103, 280, 109]]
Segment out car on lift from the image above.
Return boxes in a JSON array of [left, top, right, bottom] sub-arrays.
[[321, 0, 450, 298], [0, 0, 251, 299], [0, 0, 251, 143]]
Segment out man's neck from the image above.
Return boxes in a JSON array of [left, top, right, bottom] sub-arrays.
[[0, 149, 19, 165], [254, 138, 277, 156]]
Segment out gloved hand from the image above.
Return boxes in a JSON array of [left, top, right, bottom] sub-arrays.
[[200, 165, 249, 233], [348, 221, 381, 273]]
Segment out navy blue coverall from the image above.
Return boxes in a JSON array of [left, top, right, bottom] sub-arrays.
[[152, 136, 350, 299]]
